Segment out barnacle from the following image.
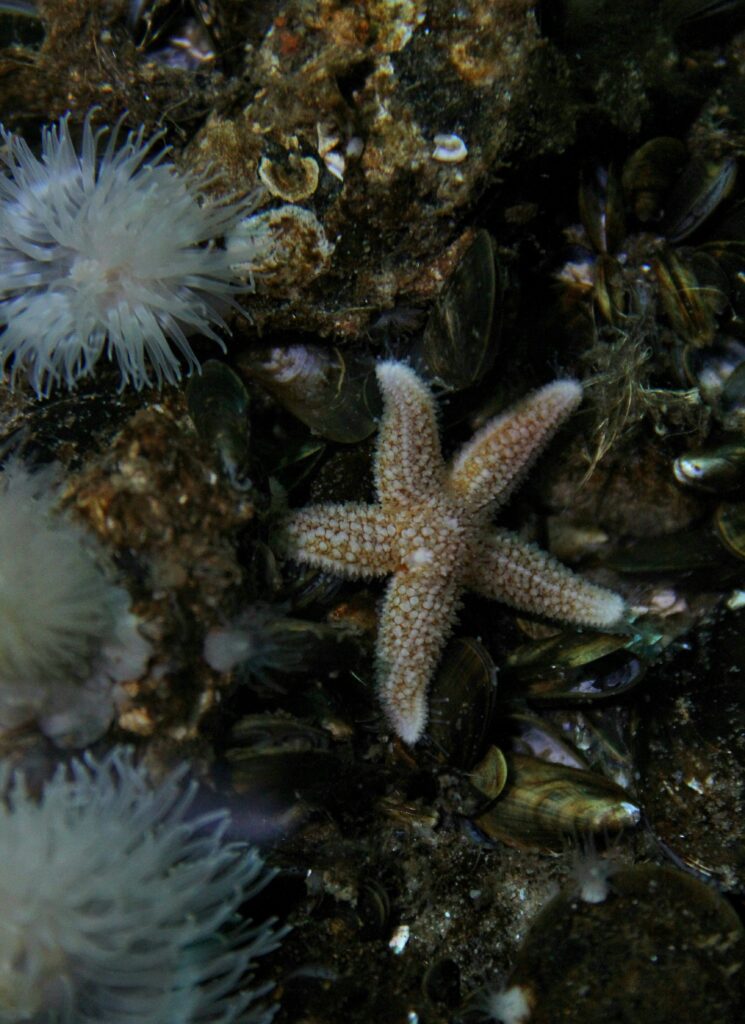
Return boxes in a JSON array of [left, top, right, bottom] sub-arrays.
[[0, 112, 250, 395], [0, 747, 284, 1023], [0, 461, 150, 746]]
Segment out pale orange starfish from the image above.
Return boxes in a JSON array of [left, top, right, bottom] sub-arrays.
[[284, 361, 626, 744]]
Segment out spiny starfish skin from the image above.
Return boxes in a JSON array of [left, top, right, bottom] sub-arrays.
[[284, 361, 626, 744]]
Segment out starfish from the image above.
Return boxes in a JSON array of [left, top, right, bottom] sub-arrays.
[[283, 361, 626, 744]]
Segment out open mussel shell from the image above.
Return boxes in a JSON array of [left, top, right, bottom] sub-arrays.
[[307, 444, 374, 504], [425, 637, 498, 769], [679, 335, 745, 421], [239, 344, 380, 443], [592, 252, 626, 323], [510, 706, 636, 793], [503, 864, 745, 1024], [413, 229, 502, 392], [229, 713, 331, 753], [664, 0, 745, 29], [471, 752, 639, 852], [501, 630, 649, 703], [578, 166, 626, 256], [270, 436, 328, 494], [653, 247, 720, 346], [282, 565, 345, 610], [509, 712, 588, 769], [714, 499, 745, 558], [662, 155, 737, 243], [621, 137, 687, 223], [555, 708, 636, 792], [186, 360, 253, 490], [225, 714, 340, 837], [692, 241, 745, 301], [673, 442, 745, 492]]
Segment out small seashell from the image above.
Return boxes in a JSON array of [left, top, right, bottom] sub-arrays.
[[432, 133, 468, 163], [323, 150, 346, 181], [469, 745, 509, 801], [357, 880, 391, 936], [316, 121, 340, 157], [258, 154, 319, 202]]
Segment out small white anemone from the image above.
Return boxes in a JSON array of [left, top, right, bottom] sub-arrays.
[[203, 604, 319, 681], [0, 747, 285, 1023], [0, 112, 251, 395], [480, 983, 534, 1024], [568, 836, 620, 904], [0, 461, 150, 746]]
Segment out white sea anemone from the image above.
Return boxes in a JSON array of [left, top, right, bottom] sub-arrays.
[[203, 604, 318, 680], [0, 461, 150, 746], [568, 836, 620, 904], [0, 112, 248, 395], [479, 984, 534, 1024], [0, 747, 284, 1023]]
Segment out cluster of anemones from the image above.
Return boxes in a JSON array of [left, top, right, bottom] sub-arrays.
[[0, 748, 284, 1024], [0, 462, 285, 1020], [0, 460, 150, 747], [0, 113, 287, 1021]]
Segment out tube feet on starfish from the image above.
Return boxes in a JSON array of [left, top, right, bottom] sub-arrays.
[[283, 360, 627, 745]]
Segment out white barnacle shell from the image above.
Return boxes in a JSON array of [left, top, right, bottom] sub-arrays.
[[257, 153, 319, 202], [323, 150, 346, 181], [432, 133, 468, 163], [228, 205, 335, 289]]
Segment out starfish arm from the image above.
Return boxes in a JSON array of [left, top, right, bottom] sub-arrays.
[[374, 361, 446, 506], [283, 503, 398, 579], [448, 380, 583, 511], [465, 529, 626, 629], [376, 570, 460, 744]]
